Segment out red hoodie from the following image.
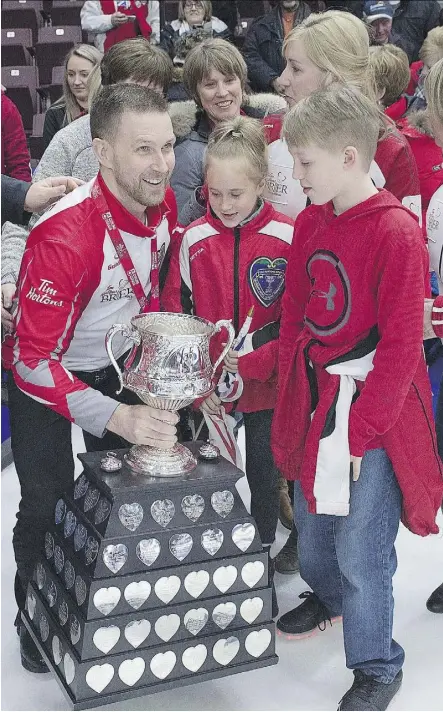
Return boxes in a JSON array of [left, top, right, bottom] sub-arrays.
[[271, 190, 443, 536], [162, 201, 295, 413], [1, 93, 31, 182]]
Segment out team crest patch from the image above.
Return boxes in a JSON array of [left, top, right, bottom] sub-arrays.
[[248, 257, 287, 308]]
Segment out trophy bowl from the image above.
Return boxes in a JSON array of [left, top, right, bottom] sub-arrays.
[[105, 313, 235, 477]]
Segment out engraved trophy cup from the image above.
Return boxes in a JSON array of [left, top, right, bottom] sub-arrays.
[[105, 313, 235, 477]]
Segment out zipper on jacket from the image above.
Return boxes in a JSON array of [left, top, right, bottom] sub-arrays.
[[233, 227, 241, 335]]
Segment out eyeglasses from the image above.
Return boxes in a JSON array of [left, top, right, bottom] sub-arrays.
[[184, 1, 203, 8]]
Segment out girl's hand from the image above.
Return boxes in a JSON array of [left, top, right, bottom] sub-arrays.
[[350, 455, 363, 482], [224, 348, 239, 373], [200, 391, 222, 415]]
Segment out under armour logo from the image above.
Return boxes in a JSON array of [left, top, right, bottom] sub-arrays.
[[312, 282, 336, 311]]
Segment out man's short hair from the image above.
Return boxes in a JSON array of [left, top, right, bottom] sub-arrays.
[[90, 84, 168, 142], [100, 38, 174, 93], [283, 84, 380, 171], [369, 45, 410, 107], [183, 38, 247, 106]]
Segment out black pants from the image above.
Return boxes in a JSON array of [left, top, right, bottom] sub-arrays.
[[8, 362, 138, 612], [243, 409, 279, 545]]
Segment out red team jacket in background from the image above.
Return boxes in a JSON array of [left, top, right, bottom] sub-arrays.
[[162, 201, 294, 413], [271, 190, 443, 535], [8, 174, 177, 438], [1, 93, 31, 181], [100, 0, 152, 50]]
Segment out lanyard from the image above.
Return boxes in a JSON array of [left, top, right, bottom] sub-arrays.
[[91, 177, 160, 313]]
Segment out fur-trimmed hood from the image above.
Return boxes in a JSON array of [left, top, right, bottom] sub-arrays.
[[168, 93, 287, 139], [405, 110, 434, 138]]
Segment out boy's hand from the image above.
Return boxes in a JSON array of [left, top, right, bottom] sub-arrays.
[[224, 348, 239, 373], [200, 391, 222, 415], [351, 455, 363, 482]]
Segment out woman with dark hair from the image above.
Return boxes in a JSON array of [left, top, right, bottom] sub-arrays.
[[160, 1, 231, 63], [43, 44, 102, 149]]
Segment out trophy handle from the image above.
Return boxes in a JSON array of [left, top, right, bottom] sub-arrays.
[[105, 323, 141, 395], [211, 320, 236, 374]]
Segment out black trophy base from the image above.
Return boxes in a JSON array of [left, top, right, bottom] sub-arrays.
[[21, 611, 278, 711]]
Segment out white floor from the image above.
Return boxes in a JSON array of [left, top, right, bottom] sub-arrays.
[[1, 426, 443, 712]]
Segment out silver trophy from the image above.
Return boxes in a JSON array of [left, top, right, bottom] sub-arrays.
[[105, 313, 235, 477]]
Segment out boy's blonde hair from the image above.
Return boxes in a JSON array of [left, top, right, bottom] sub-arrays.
[[178, 0, 212, 23], [283, 11, 376, 102], [204, 116, 268, 183], [369, 45, 410, 108], [282, 84, 380, 171], [425, 57, 443, 129], [184, 38, 248, 107], [420, 27, 443, 68]]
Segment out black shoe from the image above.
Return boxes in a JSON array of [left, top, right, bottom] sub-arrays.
[[277, 591, 341, 638], [19, 625, 49, 673], [426, 583, 443, 613], [274, 541, 300, 575], [338, 670, 403, 711]]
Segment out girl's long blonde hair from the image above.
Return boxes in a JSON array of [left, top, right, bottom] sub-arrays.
[[205, 116, 268, 183], [425, 57, 443, 130], [52, 44, 102, 124]]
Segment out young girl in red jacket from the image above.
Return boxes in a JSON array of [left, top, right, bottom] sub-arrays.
[[163, 116, 294, 588], [271, 84, 443, 711]]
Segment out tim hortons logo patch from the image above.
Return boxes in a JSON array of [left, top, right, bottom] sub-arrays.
[[26, 278, 64, 307], [248, 257, 287, 307]]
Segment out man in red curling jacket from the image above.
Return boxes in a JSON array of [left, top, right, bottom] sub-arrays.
[[6, 84, 178, 674]]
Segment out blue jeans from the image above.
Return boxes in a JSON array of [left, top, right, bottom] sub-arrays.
[[293, 448, 404, 683]]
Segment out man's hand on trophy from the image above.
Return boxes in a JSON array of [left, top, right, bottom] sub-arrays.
[[106, 404, 179, 449], [200, 391, 222, 415]]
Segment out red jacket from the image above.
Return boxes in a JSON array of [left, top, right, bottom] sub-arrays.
[[162, 201, 295, 413], [100, 0, 152, 50], [271, 190, 443, 536], [1, 93, 31, 181], [263, 113, 421, 221]]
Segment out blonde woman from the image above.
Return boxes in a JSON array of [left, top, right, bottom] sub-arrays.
[[43, 44, 102, 149], [263, 11, 421, 222], [407, 26, 443, 115], [160, 1, 231, 63]]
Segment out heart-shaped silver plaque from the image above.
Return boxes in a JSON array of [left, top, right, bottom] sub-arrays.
[[85, 536, 99, 565], [212, 602, 236, 630], [39, 614, 49, 642], [184, 570, 210, 598], [75, 576, 87, 606], [85, 663, 114, 694], [93, 625, 120, 654], [211, 491, 234, 518], [58, 600, 69, 626], [84, 486, 100, 513], [103, 543, 128, 573], [124, 581, 151, 609], [241, 561, 264, 588], [36, 562, 46, 590], [46, 580, 57, 608], [154, 576, 180, 604], [54, 545, 65, 574], [73, 474, 89, 500], [182, 644, 207, 672], [55, 498, 67, 525], [184, 608, 208, 636], [151, 499, 175, 528], [136, 539, 160, 567], [212, 636, 240, 666], [201, 528, 223, 556], [64, 560, 76, 590], [64, 653, 76, 686], [181, 494, 205, 522], [125, 619, 151, 648], [52, 636, 62, 665], [150, 651, 176, 680], [213, 565, 237, 593], [64, 510, 77, 539], [93, 587, 121, 616], [118, 657, 145, 687], [240, 597, 264, 624], [69, 614, 81, 645], [74, 523, 87, 552], [245, 629, 272, 658], [27, 593, 36, 620], [119, 503, 144, 532], [94, 497, 111, 526], [232, 523, 255, 552], [169, 533, 193, 561], [44, 531, 54, 560], [154, 615, 180, 642]]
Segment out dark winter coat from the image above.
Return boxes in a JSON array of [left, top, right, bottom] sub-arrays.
[[392, 0, 440, 62]]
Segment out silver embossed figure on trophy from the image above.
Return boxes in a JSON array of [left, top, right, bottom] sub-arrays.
[[105, 313, 235, 477]]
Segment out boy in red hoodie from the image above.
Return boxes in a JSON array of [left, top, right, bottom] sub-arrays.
[[271, 85, 443, 711]]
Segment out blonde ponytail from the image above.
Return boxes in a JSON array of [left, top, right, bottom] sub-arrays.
[[205, 116, 268, 183]]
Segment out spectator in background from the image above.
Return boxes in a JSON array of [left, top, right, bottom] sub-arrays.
[[81, 0, 160, 51], [243, 0, 311, 93], [364, 1, 412, 57], [1, 93, 31, 182], [406, 27, 443, 115], [369, 43, 410, 119], [392, 0, 440, 62], [43, 44, 102, 149], [324, 0, 364, 15], [160, 1, 231, 63]]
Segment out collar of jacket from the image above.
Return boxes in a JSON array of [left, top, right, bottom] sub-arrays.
[[205, 199, 275, 236]]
